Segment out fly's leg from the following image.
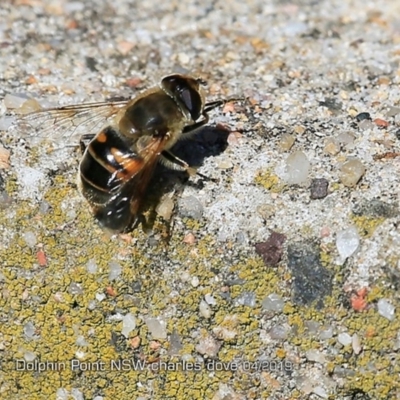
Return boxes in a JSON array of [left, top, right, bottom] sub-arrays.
[[160, 150, 216, 182]]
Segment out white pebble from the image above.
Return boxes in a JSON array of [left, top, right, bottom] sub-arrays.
[[312, 386, 329, 399], [319, 326, 333, 340], [262, 293, 284, 312], [191, 276, 200, 287], [23, 231, 37, 248], [338, 332, 352, 346], [108, 260, 122, 281], [146, 317, 167, 339], [86, 259, 98, 274], [285, 150, 310, 185], [305, 349, 326, 364], [121, 313, 136, 338], [23, 321, 36, 338], [234, 291, 256, 307], [377, 299, 395, 321], [336, 226, 360, 259], [56, 388, 69, 400], [71, 388, 84, 400], [95, 293, 106, 302], [75, 335, 88, 347], [205, 294, 217, 305], [199, 300, 211, 318], [4, 93, 29, 109], [24, 350, 36, 362], [352, 334, 362, 354]]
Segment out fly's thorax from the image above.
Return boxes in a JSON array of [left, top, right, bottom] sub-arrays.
[[118, 89, 190, 140]]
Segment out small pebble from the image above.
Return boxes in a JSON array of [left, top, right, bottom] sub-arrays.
[[0, 116, 14, 131], [23, 231, 37, 248], [75, 335, 88, 347], [168, 330, 182, 355], [56, 388, 69, 400], [319, 326, 333, 340], [191, 276, 200, 287], [108, 261, 122, 281], [269, 324, 289, 340], [324, 140, 340, 156], [373, 118, 389, 127], [156, 196, 174, 220], [310, 178, 329, 199], [262, 293, 284, 312], [305, 320, 320, 335], [69, 282, 83, 296], [338, 332, 352, 346], [234, 291, 256, 307], [205, 294, 217, 305], [352, 334, 362, 354], [312, 386, 328, 399], [145, 317, 167, 339], [336, 132, 355, 147], [213, 315, 239, 340], [293, 125, 306, 134], [386, 106, 400, 117], [95, 293, 106, 302], [183, 232, 196, 245], [70, 388, 84, 400], [195, 334, 221, 357], [4, 93, 29, 109], [121, 313, 136, 338], [279, 133, 296, 151], [339, 159, 365, 187], [0, 146, 10, 170], [0, 192, 12, 210], [355, 112, 371, 122], [285, 150, 310, 185], [24, 322, 36, 339], [333, 366, 355, 377], [217, 157, 233, 169], [178, 196, 204, 220], [19, 98, 42, 114], [358, 119, 374, 130], [86, 259, 98, 274], [255, 231, 286, 266], [305, 349, 326, 364], [199, 300, 212, 318], [377, 298, 395, 321], [336, 226, 360, 259], [24, 351, 36, 362]]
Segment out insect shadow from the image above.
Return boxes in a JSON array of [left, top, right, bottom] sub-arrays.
[[138, 124, 231, 233]]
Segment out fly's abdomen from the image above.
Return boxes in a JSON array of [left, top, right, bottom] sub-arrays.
[[79, 126, 143, 231]]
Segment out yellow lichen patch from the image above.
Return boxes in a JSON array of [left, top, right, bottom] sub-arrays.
[[254, 169, 285, 193], [350, 214, 385, 238]]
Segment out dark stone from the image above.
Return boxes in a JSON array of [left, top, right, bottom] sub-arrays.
[[287, 241, 333, 309], [355, 112, 371, 122], [318, 98, 342, 111], [310, 178, 329, 199], [352, 198, 399, 218], [255, 231, 286, 266]]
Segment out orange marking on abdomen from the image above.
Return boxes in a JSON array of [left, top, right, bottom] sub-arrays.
[[96, 131, 108, 143]]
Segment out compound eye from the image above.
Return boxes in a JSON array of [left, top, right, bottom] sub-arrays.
[[162, 75, 203, 120], [180, 87, 202, 120]]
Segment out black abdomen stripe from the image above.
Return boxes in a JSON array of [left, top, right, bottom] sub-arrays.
[[79, 126, 136, 195]]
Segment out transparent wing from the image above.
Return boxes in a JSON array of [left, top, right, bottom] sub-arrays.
[[9, 99, 131, 146], [96, 136, 167, 231]]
